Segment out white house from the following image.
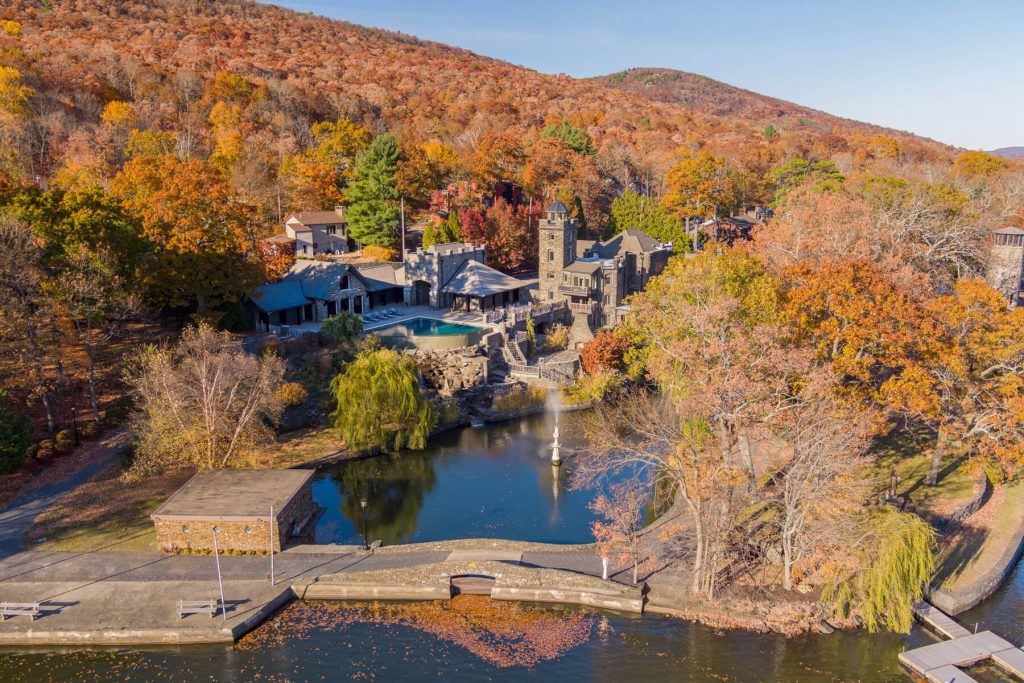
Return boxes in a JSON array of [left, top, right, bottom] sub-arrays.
[[284, 207, 351, 256]]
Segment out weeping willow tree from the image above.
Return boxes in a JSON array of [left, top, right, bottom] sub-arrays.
[[821, 508, 935, 633], [330, 348, 435, 451]]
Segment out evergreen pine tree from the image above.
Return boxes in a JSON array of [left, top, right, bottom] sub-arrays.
[[421, 222, 439, 248], [438, 210, 461, 243], [345, 132, 401, 248], [0, 390, 32, 473]]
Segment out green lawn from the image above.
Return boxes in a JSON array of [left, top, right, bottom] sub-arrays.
[[27, 466, 193, 553], [868, 429, 978, 517], [935, 481, 1024, 591]]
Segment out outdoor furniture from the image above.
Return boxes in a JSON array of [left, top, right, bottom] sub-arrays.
[[0, 602, 41, 620], [176, 599, 223, 619]]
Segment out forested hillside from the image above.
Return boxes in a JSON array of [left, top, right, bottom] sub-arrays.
[[1, 0, 1023, 444]]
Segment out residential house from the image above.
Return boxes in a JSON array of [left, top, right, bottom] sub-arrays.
[[284, 207, 352, 256]]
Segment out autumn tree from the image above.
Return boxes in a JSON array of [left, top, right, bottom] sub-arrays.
[[662, 150, 740, 222], [397, 140, 460, 209], [345, 132, 401, 248], [126, 324, 285, 476], [283, 117, 371, 208], [580, 329, 633, 375], [0, 214, 59, 432], [112, 154, 260, 317], [590, 481, 650, 584], [768, 368, 875, 590], [953, 150, 1009, 177], [52, 247, 140, 424]]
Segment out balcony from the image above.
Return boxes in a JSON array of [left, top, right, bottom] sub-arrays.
[[558, 284, 591, 296], [568, 301, 598, 314]]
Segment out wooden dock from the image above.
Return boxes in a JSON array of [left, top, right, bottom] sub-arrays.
[[899, 602, 1024, 682]]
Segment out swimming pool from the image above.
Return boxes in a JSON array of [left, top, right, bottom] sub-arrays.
[[372, 317, 487, 349]]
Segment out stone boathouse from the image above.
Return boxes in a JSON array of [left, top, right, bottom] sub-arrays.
[[151, 469, 316, 553]]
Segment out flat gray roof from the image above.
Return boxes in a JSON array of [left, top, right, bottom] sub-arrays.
[[151, 469, 313, 521]]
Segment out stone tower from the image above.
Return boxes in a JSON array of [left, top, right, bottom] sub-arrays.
[[538, 200, 577, 301], [987, 226, 1024, 307]]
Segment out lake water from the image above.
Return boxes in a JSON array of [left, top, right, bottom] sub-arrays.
[[1, 414, 1020, 682], [311, 410, 622, 545]]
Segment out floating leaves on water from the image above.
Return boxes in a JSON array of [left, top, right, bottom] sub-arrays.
[[238, 596, 603, 668]]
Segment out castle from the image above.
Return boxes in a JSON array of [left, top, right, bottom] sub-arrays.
[[987, 226, 1024, 307], [538, 200, 672, 330]]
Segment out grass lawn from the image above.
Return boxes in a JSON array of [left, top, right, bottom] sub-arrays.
[[868, 428, 978, 517], [253, 426, 346, 468], [935, 481, 1024, 591], [27, 465, 193, 553]]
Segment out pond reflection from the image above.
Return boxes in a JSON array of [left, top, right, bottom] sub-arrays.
[[312, 411, 615, 544]]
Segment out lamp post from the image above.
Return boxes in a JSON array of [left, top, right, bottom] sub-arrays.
[[268, 505, 275, 586], [359, 497, 369, 550], [212, 526, 227, 621]]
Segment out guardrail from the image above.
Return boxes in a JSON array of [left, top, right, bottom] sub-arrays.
[[558, 284, 591, 296]]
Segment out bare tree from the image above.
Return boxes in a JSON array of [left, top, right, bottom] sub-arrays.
[[126, 323, 285, 476], [768, 369, 875, 590], [575, 392, 747, 598]]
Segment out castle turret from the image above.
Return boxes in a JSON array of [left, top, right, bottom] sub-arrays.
[[538, 200, 577, 302], [987, 226, 1024, 307]]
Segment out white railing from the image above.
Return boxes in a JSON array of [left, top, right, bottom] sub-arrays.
[[568, 302, 597, 314], [509, 363, 540, 377]]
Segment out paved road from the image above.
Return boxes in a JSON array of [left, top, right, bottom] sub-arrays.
[[0, 439, 120, 558]]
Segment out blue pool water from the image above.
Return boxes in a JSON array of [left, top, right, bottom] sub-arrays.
[[373, 317, 484, 336]]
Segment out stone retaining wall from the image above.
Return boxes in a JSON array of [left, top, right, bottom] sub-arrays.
[[930, 515, 1024, 615], [407, 347, 488, 398], [930, 473, 991, 532]]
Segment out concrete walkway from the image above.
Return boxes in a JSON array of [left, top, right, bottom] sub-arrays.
[[0, 543, 605, 645]]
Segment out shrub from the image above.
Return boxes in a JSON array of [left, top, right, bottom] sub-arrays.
[[54, 429, 76, 452], [544, 324, 571, 351], [259, 337, 284, 358], [0, 389, 32, 472], [275, 382, 309, 407], [563, 370, 622, 404], [36, 440, 54, 461], [79, 420, 101, 439], [492, 385, 548, 413], [362, 244, 396, 262], [320, 311, 364, 342], [580, 329, 633, 375], [103, 395, 135, 427]]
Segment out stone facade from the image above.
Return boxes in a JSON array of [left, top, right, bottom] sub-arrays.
[[986, 227, 1024, 307], [537, 201, 671, 331], [152, 471, 315, 554], [407, 346, 489, 397], [404, 243, 486, 307]]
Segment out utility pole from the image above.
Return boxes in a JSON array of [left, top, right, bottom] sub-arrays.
[[400, 196, 406, 264], [268, 505, 274, 586], [212, 526, 227, 621]]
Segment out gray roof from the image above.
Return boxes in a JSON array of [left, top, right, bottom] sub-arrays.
[[251, 279, 311, 313], [441, 260, 535, 296], [353, 262, 405, 291], [576, 240, 596, 257], [288, 209, 345, 226], [592, 228, 666, 258], [564, 259, 603, 274], [151, 469, 313, 521], [995, 226, 1024, 235], [283, 260, 353, 300], [547, 200, 569, 213]]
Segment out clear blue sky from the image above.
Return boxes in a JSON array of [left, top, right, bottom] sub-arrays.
[[275, 0, 1023, 150]]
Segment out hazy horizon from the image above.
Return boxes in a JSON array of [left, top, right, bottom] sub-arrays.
[[275, 0, 1024, 151]]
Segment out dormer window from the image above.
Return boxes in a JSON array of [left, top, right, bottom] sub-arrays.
[[339, 275, 349, 289]]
